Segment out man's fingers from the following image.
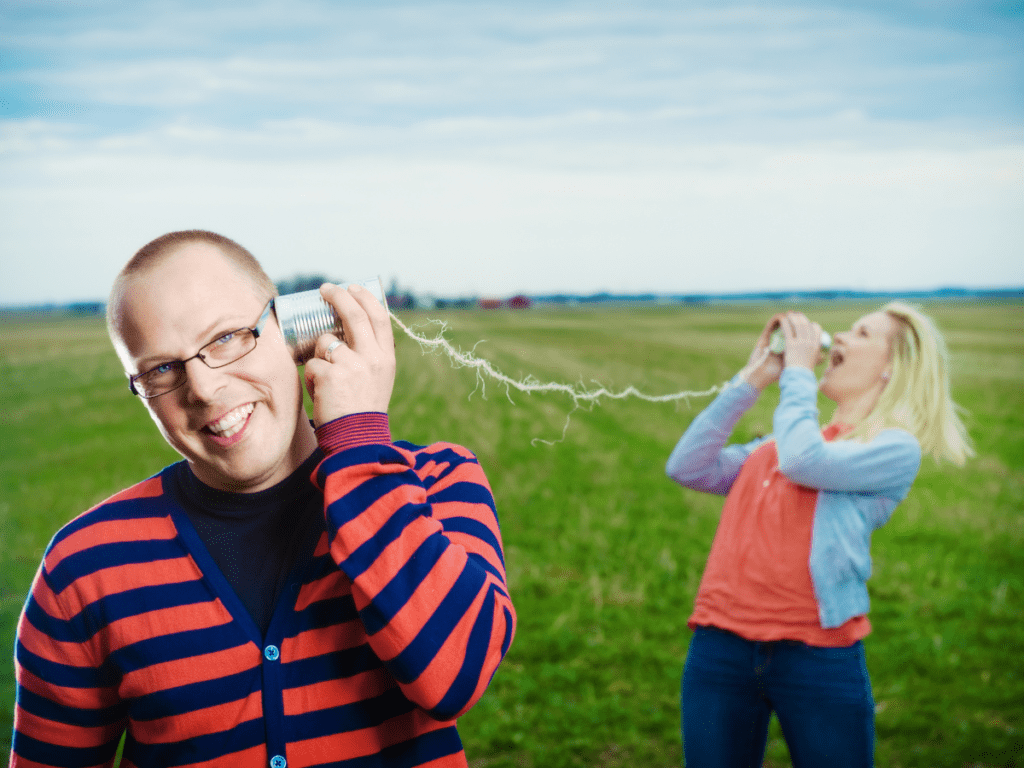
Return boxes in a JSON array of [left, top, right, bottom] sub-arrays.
[[319, 283, 385, 351], [313, 333, 346, 364], [345, 283, 395, 350]]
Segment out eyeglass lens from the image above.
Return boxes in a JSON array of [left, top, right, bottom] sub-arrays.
[[134, 329, 257, 397]]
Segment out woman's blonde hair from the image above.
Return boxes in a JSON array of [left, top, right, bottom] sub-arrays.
[[846, 301, 973, 465]]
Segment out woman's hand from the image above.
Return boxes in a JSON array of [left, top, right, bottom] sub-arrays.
[[739, 313, 786, 391], [778, 311, 824, 371], [303, 283, 396, 427]]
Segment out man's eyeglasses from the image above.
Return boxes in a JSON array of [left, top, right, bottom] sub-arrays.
[[129, 300, 274, 399]]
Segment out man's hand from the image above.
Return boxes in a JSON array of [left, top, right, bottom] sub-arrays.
[[304, 283, 396, 426]]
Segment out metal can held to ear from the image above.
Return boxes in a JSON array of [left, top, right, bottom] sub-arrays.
[[273, 277, 389, 364], [768, 328, 832, 355]]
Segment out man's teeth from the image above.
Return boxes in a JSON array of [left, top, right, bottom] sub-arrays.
[[207, 404, 254, 437]]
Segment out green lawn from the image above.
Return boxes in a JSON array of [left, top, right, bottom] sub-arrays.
[[2, 301, 1021, 766]]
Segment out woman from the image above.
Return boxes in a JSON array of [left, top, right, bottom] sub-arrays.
[[666, 303, 972, 767]]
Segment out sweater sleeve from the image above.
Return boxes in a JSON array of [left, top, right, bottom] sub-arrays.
[[774, 367, 922, 496], [313, 412, 516, 721], [11, 558, 127, 767], [665, 377, 767, 495]]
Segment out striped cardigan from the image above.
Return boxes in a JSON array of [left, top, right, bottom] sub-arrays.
[[11, 413, 515, 767]]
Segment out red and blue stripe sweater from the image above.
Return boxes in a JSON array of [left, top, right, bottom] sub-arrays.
[[11, 413, 515, 767]]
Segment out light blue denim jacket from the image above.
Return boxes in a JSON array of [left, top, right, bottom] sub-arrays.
[[666, 366, 921, 629]]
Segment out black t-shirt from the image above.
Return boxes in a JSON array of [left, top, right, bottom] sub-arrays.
[[172, 451, 325, 636]]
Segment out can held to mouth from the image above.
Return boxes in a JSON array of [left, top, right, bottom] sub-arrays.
[[273, 277, 389, 364], [768, 328, 832, 355]]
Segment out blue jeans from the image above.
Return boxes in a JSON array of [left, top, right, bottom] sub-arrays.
[[682, 626, 875, 768]]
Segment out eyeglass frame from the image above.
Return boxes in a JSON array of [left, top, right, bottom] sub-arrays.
[[128, 299, 275, 398]]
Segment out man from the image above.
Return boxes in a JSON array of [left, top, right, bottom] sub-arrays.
[[11, 231, 515, 767]]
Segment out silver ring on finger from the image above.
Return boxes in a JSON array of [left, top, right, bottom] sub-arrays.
[[325, 339, 343, 363]]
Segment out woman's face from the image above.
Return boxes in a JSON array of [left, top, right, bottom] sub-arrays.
[[819, 311, 900, 406]]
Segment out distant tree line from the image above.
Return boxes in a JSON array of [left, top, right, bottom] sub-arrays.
[[275, 274, 336, 295], [4, 285, 1022, 316], [274, 274, 417, 310]]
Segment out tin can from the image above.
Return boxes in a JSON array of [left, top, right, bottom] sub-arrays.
[[768, 328, 832, 355], [274, 277, 389, 364]]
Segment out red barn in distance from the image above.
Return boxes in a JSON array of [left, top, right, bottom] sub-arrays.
[[478, 295, 533, 309]]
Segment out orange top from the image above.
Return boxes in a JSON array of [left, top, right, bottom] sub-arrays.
[[688, 423, 870, 647]]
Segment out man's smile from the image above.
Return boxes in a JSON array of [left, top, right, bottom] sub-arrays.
[[202, 402, 255, 442]]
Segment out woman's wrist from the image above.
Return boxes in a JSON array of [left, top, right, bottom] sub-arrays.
[[783, 360, 815, 372], [740, 366, 771, 391]]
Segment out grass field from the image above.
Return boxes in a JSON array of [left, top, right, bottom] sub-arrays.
[[1, 301, 1022, 766]]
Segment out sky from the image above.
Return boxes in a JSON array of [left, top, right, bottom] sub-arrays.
[[1, 0, 1021, 305]]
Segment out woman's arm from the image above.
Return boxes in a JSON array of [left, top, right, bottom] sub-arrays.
[[774, 367, 921, 494], [666, 314, 789, 494], [665, 377, 767, 495]]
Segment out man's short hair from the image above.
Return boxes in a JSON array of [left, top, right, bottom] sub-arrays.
[[107, 230, 278, 342]]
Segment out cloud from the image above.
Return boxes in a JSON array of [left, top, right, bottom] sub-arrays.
[[0, 0, 1020, 303], [2, 133, 1019, 302], [6, 1, 1017, 128]]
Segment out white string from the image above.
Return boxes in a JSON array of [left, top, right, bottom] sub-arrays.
[[388, 311, 754, 442]]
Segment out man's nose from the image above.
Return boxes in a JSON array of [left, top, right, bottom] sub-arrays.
[[182, 357, 228, 401]]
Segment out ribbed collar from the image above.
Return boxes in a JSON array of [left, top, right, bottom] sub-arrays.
[[173, 449, 323, 518]]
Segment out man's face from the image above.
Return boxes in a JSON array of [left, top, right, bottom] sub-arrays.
[[113, 243, 316, 492]]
